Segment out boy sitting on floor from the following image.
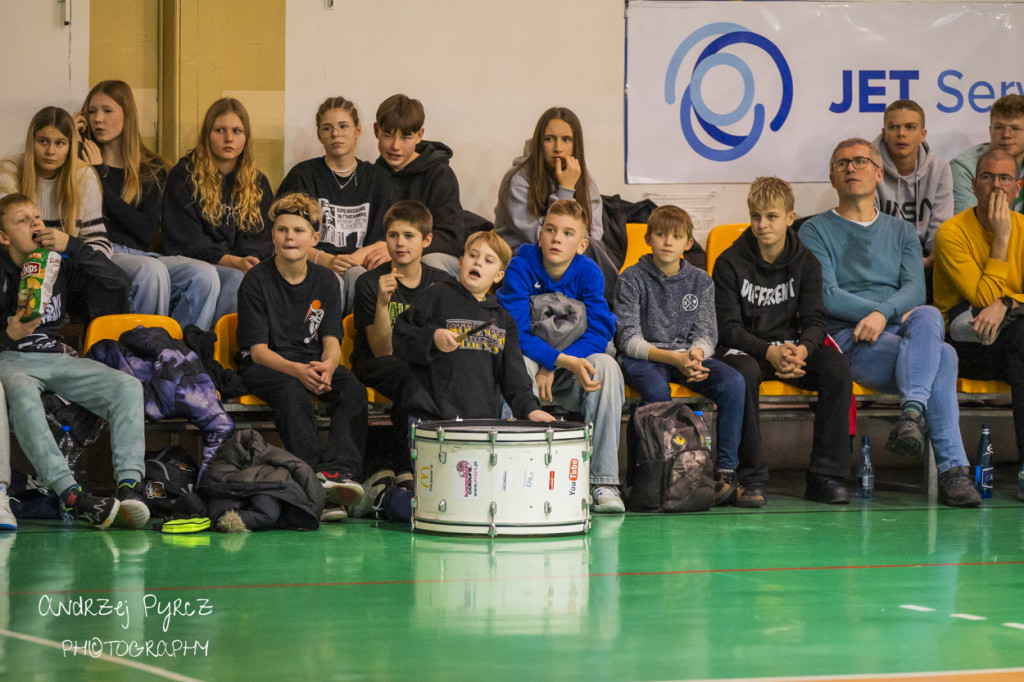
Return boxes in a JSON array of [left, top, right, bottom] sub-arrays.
[[353, 231, 553, 521], [236, 193, 368, 522], [0, 193, 147, 529]]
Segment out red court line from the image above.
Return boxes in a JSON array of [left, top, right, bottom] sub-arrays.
[[6, 559, 1023, 597]]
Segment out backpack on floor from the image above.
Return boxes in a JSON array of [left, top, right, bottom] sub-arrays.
[[625, 401, 714, 512], [144, 445, 204, 518]]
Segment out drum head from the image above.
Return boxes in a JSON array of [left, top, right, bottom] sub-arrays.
[[414, 419, 587, 442]]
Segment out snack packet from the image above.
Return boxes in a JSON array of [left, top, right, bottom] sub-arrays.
[[18, 248, 62, 322]]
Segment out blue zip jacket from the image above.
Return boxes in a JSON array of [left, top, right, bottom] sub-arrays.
[[497, 243, 617, 370]]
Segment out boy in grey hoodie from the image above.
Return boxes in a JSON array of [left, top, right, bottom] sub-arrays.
[[613, 206, 756, 507], [874, 100, 953, 271]]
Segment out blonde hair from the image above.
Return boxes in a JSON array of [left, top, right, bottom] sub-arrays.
[[464, 230, 512, 270], [747, 176, 795, 213], [269, 193, 322, 231], [545, 199, 589, 235], [190, 98, 264, 233], [646, 205, 693, 241], [82, 80, 168, 205], [0, 107, 98, 237]]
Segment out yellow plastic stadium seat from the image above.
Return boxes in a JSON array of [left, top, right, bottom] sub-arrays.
[[759, 380, 815, 397], [213, 313, 266, 406], [83, 314, 182, 355], [704, 223, 749, 275], [957, 378, 1011, 394], [619, 222, 651, 272], [624, 383, 700, 400], [342, 314, 389, 403]]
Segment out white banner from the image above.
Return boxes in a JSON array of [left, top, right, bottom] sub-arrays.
[[626, 1, 1024, 183]]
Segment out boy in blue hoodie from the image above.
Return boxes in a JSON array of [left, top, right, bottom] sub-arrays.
[[497, 199, 625, 513], [614, 205, 756, 507], [714, 178, 853, 505]]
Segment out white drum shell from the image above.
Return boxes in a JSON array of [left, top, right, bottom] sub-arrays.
[[412, 424, 591, 536]]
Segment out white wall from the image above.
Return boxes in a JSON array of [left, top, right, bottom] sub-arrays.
[[0, 0, 91, 160], [284, 0, 838, 239]]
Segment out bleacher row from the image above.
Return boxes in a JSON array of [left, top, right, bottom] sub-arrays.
[[81, 223, 1012, 499]]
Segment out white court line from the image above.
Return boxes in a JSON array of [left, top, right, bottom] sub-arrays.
[[0, 628, 204, 682], [1003, 622, 1024, 630], [898, 604, 935, 612], [950, 613, 987, 621]]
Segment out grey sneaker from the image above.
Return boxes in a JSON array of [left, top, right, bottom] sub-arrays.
[[320, 504, 348, 523], [938, 466, 981, 508], [591, 485, 625, 513]]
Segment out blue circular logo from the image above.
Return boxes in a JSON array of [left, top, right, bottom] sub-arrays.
[[664, 22, 793, 162]]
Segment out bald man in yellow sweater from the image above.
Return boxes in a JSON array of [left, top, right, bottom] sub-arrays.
[[934, 148, 1024, 466]]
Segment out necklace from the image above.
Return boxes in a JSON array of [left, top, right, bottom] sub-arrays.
[[330, 160, 358, 191]]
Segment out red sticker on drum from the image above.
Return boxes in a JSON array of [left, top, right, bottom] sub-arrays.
[[549, 471, 556, 490], [569, 459, 579, 481]]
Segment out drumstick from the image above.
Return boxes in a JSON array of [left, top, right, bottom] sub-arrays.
[[455, 320, 491, 343]]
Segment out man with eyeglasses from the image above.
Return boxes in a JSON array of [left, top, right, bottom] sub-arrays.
[[951, 94, 1024, 214], [802, 138, 980, 508], [935, 149, 1024, 473]]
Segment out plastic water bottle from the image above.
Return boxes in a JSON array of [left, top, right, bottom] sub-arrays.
[[694, 410, 712, 450], [57, 425, 82, 522], [856, 436, 874, 499], [975, 423, 993, 498]]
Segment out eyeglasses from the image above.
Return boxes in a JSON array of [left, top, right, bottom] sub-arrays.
[[831, 156, 880, 172], [991, 123, 1024, 135], [319, 123, 354, 135], [976, 172, 1019, 186]]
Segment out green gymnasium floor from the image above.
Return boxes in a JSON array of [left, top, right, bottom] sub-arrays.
[[1, 472, 1022, 682]]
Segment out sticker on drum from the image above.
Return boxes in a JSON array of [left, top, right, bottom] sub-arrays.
[[410, 419, 592, 536]]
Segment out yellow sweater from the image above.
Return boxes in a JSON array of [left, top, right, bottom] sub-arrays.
[[933, 208, 1024, 327]]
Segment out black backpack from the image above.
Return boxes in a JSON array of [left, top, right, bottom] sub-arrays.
[[625, 401, 714, 512], [144, 445, 206, 518]]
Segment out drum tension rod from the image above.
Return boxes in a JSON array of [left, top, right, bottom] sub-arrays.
[[409, 423, 418, 461], [488, 429, 498, 466], [438, 425, 446, 464], [545, 427, 554, 466], [488, 502, 498, 537]]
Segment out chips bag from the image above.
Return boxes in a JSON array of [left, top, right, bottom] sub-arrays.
[[18, 248, 62, 322]]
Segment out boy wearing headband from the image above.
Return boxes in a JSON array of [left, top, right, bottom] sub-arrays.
[[236, 193, 368, 522]]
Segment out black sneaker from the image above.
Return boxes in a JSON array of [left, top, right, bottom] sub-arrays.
[[115, 481, 151, 530], [349, 469, 396, 519], [805, 472, 850, 505], [713, 470, 737, 506], [65, 487, 120, 529], [938, 466, 981, 508], [887, 411, 927, 457]]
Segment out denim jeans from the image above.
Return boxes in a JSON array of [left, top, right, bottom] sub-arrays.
[[0, 353, 145, 494], [214, 265, 246, 322], [523, 354, 624, 485], [831, 306, 967, 473], [619, 355, 744, 472], [111, 245, 220, 330]]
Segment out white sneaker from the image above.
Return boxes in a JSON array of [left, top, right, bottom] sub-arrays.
[[320, 504, 348, 523], [591, 485, 625, 514], [0, 487, 16, 530], [317, 472, 364, 507]]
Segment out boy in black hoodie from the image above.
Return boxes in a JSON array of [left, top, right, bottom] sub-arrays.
[[374, 94, 464, 276], [357, 232, 553, 522], [0, 194, 148, 529], [712, 177, 853, 504]]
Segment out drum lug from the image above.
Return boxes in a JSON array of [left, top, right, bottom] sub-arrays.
[[489, 501, 498, 537], [489, 428, 498, 466], [438, 499, 446, 512], [544, 501, 551, 514], [438, 426, 446, 463], [409, 423, 417, 461], [582, 423, 594, 462], [545, 427, 553, 466], [410, 497, 417, 532]]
